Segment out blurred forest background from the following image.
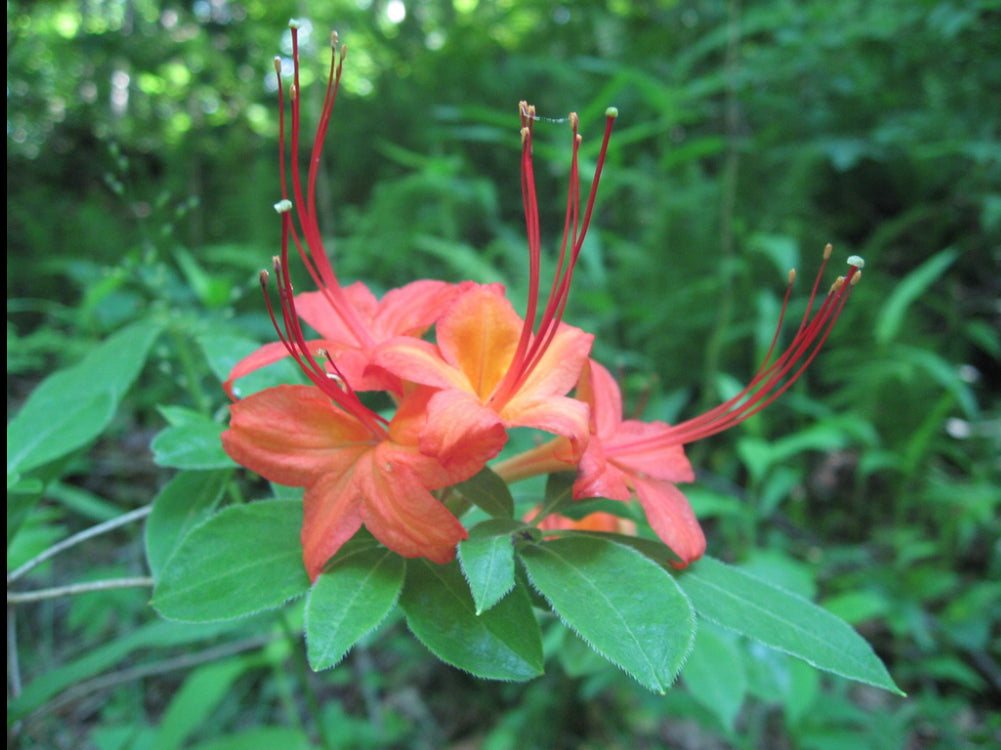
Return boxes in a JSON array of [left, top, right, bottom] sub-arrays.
[[7, 0, 1000, 748]]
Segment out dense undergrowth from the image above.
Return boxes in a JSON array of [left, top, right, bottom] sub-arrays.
[[8, 1, 999, 748]]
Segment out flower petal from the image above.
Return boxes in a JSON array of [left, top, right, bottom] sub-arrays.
[[372, 337, 474, 392], [301, 470, 365, 581], [509, 323, 593, 403], [295, 281, 377, 343], [436, 284, 520, 399], [356, 443, 469, 565], [577, 360, 623, 438], [574, 437, 632, 501], [502, 394, 591, 460], [630, 475, 706, 568], [223, 340, 301, 399], [371, 279, 474, 339], [420, 388, 509, 470], [535, 511, 635, 535], [222, 384, 374, 487], [606, 421, 695, 484]]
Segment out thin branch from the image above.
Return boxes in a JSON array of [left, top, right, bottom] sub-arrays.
[[7, 577, 154, 604], [32, 634, 276, 720], [7, 505, 152, 584]]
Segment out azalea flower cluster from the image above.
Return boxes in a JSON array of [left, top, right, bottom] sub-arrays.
[[221, 24, 863, 582]]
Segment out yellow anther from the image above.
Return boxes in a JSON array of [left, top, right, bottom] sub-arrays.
[[823, 242, 833, 260]]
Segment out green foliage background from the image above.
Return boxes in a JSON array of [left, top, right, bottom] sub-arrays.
[[7, 0, 999, 748]]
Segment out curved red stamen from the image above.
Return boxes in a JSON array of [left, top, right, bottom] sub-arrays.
[[615, 249, 863, 452], [263, 26, 388, 437], [279, 25, 374, 349], [489, 105, 617, 407], [262, 211, 389, 437]]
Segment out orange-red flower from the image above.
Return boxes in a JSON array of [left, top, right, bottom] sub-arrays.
[[223, 384, 502, 581], [221, 25, 503, 580], [372, 283, 593, 468], [497, 248, 864, 568], [373, 104, 618, 468], [573, 360, 704, 567], [531, 507, 637, 536]]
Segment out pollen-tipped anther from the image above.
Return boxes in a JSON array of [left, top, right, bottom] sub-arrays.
[[274, 199, 293, 214], [847, 255, 865, 269], [605, 106, 619, 119], [288, 19, 301, 30], [330, 30, 339, 48]]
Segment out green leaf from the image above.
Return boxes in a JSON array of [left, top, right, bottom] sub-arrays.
[[305, 548, 405, 671], [523, 470, 579, 525], [412, 235, 507, 285], [400, 559, 543, 681], [197, 333, 303, 398], [544, 470, 577, 506], [152, 500, 309, 622], [784, 656, 821, 726], [7, 474, 44, 547], [452, 465, 515, 518], [875, 247, 959, 345], [679, 556, 903, 694], [682, 623, 747, 730], [145, 470, 231, 579], [458, 519, 525, 614], [7, 619, 248, 725], [6, 318, 163, 476], [152, 406, 234, 469], [151, 655, 258, 750], [173, 247, 232, 309], [520, 536, 695, 693]]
